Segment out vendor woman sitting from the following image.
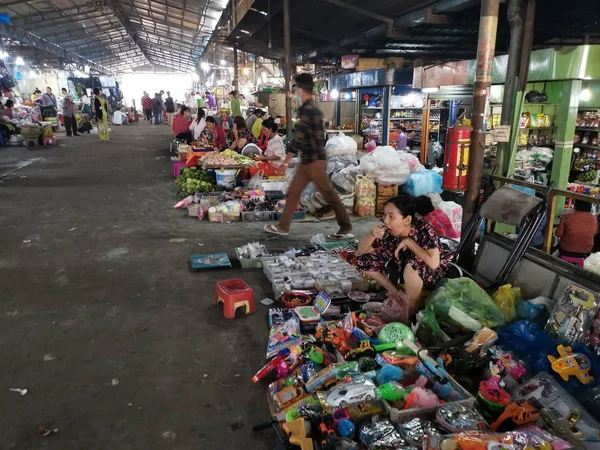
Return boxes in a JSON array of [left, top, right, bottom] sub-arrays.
[[356, 195, 449, 315], [249, 118, 285, 177]]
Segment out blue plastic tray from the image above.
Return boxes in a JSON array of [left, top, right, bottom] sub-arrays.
[[190, 253, 232, 270]]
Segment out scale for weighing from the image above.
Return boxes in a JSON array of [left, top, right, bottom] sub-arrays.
[[189, 253, 232, 270]]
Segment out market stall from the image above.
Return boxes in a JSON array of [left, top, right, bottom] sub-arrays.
[[228, 238, 600, 450]]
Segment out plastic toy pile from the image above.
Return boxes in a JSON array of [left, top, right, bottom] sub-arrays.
[[251, 272, 600, 450]]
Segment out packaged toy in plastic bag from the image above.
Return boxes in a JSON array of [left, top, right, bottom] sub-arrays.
[[428, 278, 507, 333], [492, 284, 521, 323], [496, 320, 554, 374], [401, 169, 443, 196]]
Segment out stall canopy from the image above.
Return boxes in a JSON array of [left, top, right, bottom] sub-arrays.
[[225, 0, 600, 64], [0, 0, 229, 74]]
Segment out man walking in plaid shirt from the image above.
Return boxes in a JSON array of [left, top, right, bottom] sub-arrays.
[[265, 73, 353, 239]]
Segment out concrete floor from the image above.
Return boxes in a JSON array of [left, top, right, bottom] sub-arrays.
[[0, 123, 376, 449]]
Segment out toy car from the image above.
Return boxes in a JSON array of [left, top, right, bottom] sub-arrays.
[[325, 380, 377, 409]]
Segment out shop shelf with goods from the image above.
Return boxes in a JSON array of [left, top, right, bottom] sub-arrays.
[[387, 86, 426, 154], [359, 87, 386, 146], [572, 107, 600, 184]]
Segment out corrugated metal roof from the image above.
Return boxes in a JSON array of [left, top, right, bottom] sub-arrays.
[[0, 0, 228, 73]]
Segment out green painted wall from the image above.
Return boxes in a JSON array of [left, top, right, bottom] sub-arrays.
[[467, 45, 599, 84]]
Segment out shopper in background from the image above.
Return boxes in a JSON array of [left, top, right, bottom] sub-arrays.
[[265, 73, 353, 240], [252, 109, 265, 139], [250, 118, 285, 177], [172, 106, 193, 144], [196, 92, 205, 110], [40, 87, 57, 108], [4, 99, 14, 120], [230, 116, 256, 153], [62, 97, 79, 137], [217, 108, 233, 132], [189, 108, 206, 141], [246, 109, 258, 136], [151, 92, 163, 125], [204, 116, 226, 150], [165, 91, 175, 127], [205, 91, 216, 109], [80, 92, 91, 115], [397, 126, 408, 150], [229, 90, 242, 117], [61, 87, 69, 106], [93, 87, 109, 143], [141, 92, 152, 121], [31, 88, 42, 103], [555, 199, 598, 258]]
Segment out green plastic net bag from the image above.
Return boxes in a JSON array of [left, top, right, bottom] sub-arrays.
[[428, 278, 506, 333]]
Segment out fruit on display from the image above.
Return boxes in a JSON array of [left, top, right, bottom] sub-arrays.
[[175, 166, 214, 197], [200, 150, 253, 167], [221, 149, 254, 165], [576, 170, 596, 183]]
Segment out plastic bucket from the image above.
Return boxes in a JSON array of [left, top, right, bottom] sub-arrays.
[[215, 169, 237, 189]]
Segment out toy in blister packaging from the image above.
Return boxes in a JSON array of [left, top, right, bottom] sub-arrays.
[[305, 361, 361, 393], [548, 345, 594, 384], [306, 345, 336, 367], [359, 417, 408, 450], [479, 376, 511, 406], [266, 317, 302, 359], [436, 404, 487, 433], [582, 309, 600, 357], [545, 284, 599, 347], [376, 381, 410, 402], [465, 328, 498, 356], [487, 347, 528, 391], [514, 372, 600, 445], [320, 378, 377, 410], [252, 346, 301, 383], [281, 418, 313, 450], [416, 356, 466, 403], [268, 307, 295, 327], [489, 400, 540, 432], [294, 291, 331, 334], [397, 418, 437, 446], [375, 351, 419, 370]]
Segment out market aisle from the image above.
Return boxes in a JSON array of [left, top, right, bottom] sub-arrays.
[[0, 124, 375, 449]]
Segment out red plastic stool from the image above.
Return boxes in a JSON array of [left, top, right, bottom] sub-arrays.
[[173, 161, 186, 178], [560, 255, 585, 268], [215, 279, 255, 319]]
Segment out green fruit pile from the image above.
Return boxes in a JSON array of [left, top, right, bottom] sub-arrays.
[[175, 166, 214, 197], [576, 171, 596, 183]]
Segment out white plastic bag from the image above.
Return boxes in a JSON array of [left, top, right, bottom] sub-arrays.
[[331, 165, 361, 194], [359, 153, 378, 173], [584, 253, 600, 276], [398, 151, 425, 172], [325, 133, 344, 154], [327, 155, 358, 174], [248, 170, 264, 190], [373, 166, 410, 186], [372, 146, 402, 168]]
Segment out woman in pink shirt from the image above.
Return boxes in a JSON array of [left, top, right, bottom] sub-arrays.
[[172, 106, 193, 143]]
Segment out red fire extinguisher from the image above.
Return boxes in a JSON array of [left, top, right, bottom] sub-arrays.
[[442, 125, 471, 191]]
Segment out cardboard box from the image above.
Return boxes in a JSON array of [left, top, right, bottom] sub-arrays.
[[341, 54, 359, 69], [356, 58, 386, 71], [376, 184, 399, 214], [384, 57, 404, 69]]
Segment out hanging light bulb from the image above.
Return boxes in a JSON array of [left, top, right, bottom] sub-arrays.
[[191, 73, 199, 82], [200, 62, 209, 71], [15, 56, 24, 65]]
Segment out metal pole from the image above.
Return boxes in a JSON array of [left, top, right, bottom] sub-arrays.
[[283, 0, 293, 142], [463, 0, 500, 229], [495, 0, 523, 175], [233, 45, 239, 91]]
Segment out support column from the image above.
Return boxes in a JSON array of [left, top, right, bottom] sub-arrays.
[[233, 45, 239, 91], [495, 0, 523, 175], [463, 0, 500, 228], [505, 0, 536, 176], [551, 80, 582, 216], [283, 0, 293, 142]]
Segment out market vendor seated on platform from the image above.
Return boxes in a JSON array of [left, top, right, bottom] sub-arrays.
[[249, 118, 285, 177], [356, 195, 449, 315], [173, 106, 193, 144]]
